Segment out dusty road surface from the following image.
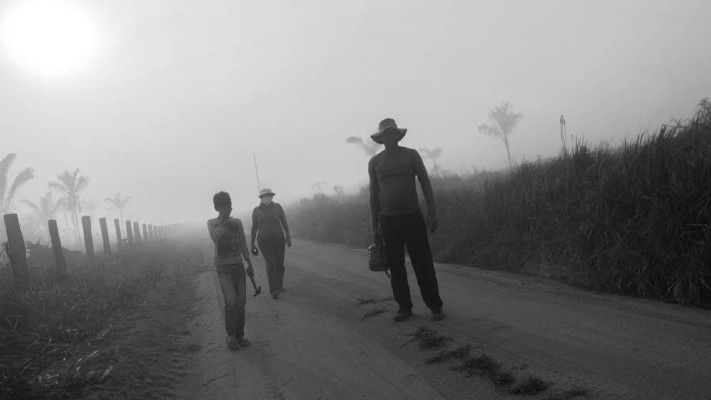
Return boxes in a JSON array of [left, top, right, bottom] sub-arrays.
[[178, 239, 711, 400]]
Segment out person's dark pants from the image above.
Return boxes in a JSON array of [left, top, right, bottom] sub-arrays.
[[380, 212, 443, 312], [216, 264, 246, 338], [258, 234, 286, 294]]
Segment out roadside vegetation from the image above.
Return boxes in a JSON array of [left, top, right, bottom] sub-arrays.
[[290, 100, 711, 305], [0, 242, 199, 400]]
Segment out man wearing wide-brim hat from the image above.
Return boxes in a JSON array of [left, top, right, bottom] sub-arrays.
[[368, 118, 444, 322]]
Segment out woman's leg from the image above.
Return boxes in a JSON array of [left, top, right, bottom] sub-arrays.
[[275, 235, 286, 290], [258, 236, 278, 294]]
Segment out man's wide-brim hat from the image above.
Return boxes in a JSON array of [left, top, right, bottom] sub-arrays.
[[259, 188, 275, 198], [370, 118, 407, 144]]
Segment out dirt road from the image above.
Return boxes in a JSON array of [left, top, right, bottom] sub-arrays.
[[180, 239, 711, 400]]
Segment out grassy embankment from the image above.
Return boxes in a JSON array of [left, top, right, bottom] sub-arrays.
[[0, 241, 200, 399], [288, 103, 711, 305]]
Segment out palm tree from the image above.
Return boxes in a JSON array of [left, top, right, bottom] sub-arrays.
[[478, 101, 523, 169], [346, 136, 382, 157], [0, 153, 35, 214], [105, 192, 131, 225], [21, 192, 65, 242], [418, 147, 443, 177], [49, 169, 89, 243]]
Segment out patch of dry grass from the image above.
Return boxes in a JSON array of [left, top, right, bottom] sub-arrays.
[[0, 243, 198, 399], [510, 375, 550, 395], [413, 327, 452, 350], [425, 344, 471, 364], [543, 386, 588, 400], [353, 296, 393, 306], [361, 308, 387, 321]]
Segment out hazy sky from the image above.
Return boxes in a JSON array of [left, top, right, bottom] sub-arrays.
[[1, 0, 710, 226]]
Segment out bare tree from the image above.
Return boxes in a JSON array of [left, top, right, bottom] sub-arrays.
[[0, 153, 35, 214], [346, 136, 382, 157], [105, 192, 132, 225], [418, 147, 443, 177], [311, 181, 325, 195], [478, 101, 523, 168], [49, 169, 89, 243]]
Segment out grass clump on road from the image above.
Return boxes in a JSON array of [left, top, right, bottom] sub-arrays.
[[453, 353, 500, 377], [510, 375, 550, 395], [353, 296, 393, 306], [413, 327, 452, 349], [361, 308, 387, 320], [543, 386, 588, 400], [493, 370, 516, 387], [353, 297, 378, 306], [452, 352, 516, 388], [425, 344, 471, 364]]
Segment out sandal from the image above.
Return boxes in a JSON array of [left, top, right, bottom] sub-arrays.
[[237, 337, 251, 348]]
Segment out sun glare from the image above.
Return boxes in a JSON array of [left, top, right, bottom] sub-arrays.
[[1, 1, 98, 77]]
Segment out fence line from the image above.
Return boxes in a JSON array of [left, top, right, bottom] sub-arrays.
[[1, 213, 172, 287]]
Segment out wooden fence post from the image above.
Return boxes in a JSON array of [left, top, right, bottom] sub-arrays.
[[126, 220, 134, 246], [3, 214, 29, 288], [99, 218, 111, 255], [133, 221, 141, 243], [149, 224, 155, 240], [81, 216, 95, 265], [114, 219, 122, 250], [142, 224, 148, 242], [48, 219, 67, 273]]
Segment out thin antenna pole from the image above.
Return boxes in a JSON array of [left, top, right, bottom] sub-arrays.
[[253, 153, 261, 192]]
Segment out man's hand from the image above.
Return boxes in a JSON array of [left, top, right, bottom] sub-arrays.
[[426, 216, 439, 234], [246, 264, 254, 278], [286, 236, 292, 247]]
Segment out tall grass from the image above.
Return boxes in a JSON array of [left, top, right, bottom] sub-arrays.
[[0, 243, 192, 399], [287, 103, 711, 305]]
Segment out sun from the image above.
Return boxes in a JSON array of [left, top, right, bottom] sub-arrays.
[[1, 1, 98, 77]]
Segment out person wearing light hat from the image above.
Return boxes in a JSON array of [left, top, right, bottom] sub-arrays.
[[250, 188, 291, 299], [368, 118, 444, 322]]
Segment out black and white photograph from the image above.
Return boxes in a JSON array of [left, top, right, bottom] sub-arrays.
[[1, 1, 709, 399]]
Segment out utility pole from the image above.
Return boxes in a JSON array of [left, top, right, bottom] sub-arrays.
[[253, 153, 261, 192]]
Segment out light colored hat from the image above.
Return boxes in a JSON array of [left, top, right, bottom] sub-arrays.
[[370, 118, 407, 144], [259, 188, 275, 198]]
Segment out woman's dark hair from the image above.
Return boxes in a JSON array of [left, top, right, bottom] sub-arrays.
[[213, 191, 232, 210]]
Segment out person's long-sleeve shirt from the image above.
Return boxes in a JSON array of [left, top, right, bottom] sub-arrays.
[[368, 146, 436, 229], [251, 202, 290, 244], [207, 217, 251, 268]]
